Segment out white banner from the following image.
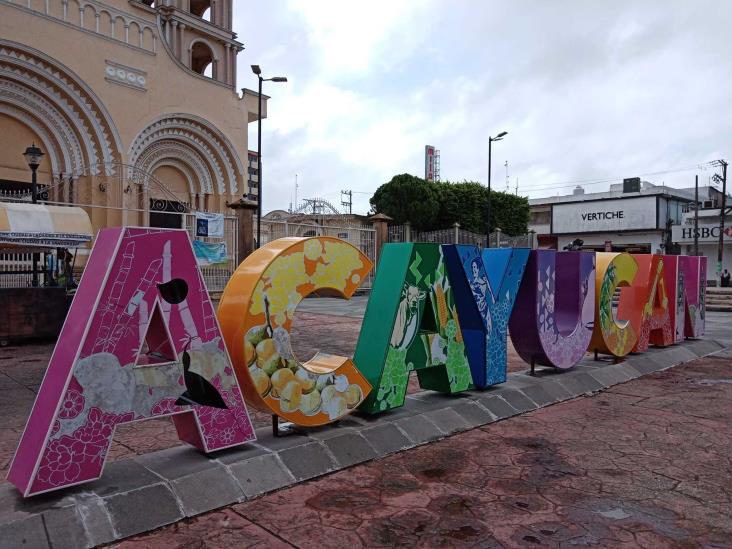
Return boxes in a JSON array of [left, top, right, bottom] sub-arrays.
[[551, 196, 657, 234], [195, 212, 224, 238]]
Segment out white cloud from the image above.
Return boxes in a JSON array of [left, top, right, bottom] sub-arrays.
[[234, 1, 732, 214]]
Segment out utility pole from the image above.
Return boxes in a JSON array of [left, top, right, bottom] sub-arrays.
[[694, 174, 699, 257], [341, 189, 352, 215], [505, 160, 509, 192], [714, 160, 728, 283], [294, 174, 299, 211]]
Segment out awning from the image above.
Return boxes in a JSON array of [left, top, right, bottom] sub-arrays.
[[0, 202, 93, 250]]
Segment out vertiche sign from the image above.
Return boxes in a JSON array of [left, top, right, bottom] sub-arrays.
[[551, 196, 657, 234], [8, 230, 706, 496]]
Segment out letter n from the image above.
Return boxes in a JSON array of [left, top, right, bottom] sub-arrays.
[[617, 255, 674, 352], [354, 244, 473, 414], [8, 228, 255, 497], [443, 245, 530, 388], [509, 251, 595, 369]]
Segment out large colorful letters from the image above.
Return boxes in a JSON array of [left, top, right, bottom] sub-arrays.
[[8, 228, 254, 497], [443, 246, 530, 387], [354, 244, 473, 414], [589, 252, 639, 357], [509, 251, 596, 369], [617, 255, 674, 352], [218, 237, 373, 425], [9, 231, 711, 497], [662, 255, 707, 340]]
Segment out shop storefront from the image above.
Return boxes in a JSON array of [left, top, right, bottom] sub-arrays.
[[529, 182, 730, 284], [549, 195, 671, 254]]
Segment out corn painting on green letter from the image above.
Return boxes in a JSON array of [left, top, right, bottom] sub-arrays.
[[354, 243, 473, 414]]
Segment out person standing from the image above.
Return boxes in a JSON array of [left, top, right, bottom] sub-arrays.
[[722, 269, 731, 288]]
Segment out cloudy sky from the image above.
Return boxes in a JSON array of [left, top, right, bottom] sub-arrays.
[[233, 1, 731, 215]]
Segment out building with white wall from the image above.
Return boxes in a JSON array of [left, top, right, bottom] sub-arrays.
[[529, 181, 730, 283]]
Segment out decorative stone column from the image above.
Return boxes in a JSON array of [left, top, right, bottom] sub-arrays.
[[228, 197, 258, 265], [369, 212, 392, 267]]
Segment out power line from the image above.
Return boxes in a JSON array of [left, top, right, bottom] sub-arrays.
[[517, 162, 717, 193]]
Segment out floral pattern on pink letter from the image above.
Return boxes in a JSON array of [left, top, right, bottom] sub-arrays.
[[8, 228, 255, 497]]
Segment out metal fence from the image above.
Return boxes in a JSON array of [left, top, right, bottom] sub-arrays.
[[259, 219, 377, 289], [0, 252, 34, 288], [182, 213, 238, 293], [388, 223, 537, 249]]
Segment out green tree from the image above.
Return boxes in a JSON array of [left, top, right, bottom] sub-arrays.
[[371, 174, 530, 235], [370, 174, 440, 231]]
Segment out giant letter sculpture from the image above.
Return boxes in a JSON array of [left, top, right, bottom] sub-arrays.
[[662, 255, 707, 341], [354, 243, 473, 414], [589, 252, 639, 357], [218, 237, 373, 425], [617, 255, 674, 352], [509, 250, 595, 369], [9, 228, 255, 497], [443, 246, 530, 387]]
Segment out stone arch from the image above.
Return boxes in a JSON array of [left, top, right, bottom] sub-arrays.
[[142, 26, 156, 52], [82, 4, 97, 31], [113, 15, 127, 40], [135, 139, 214, 194], [67, 0, 82, 26], [190, 0, 212, 19], [129, 114, 243, 195], [189, 39, 217, 77], [129, 21, 142, 47], [98, 9, 114, 37], [0, 39, 122, 177]]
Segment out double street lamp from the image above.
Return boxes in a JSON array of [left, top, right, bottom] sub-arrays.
[[486, 131, 508, 248], [23, 143, 44, 287], [251, 65, 287, 249]]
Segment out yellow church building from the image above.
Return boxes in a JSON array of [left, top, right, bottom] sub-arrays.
[[0, 0, 267, 287]]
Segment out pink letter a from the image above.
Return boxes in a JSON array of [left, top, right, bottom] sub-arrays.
[[8, 228, 255, 497]]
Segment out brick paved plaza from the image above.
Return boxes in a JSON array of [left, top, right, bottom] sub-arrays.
[[120, 351, 732, 548], [1, 299, 730, 548]]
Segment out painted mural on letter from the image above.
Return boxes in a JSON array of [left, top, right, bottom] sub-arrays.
[[355, 244, 472, 414], [218, 237, 373, 426], [510, 251, 595, 369], [8, 228, 254, 497], [445, 246, 529, 387]]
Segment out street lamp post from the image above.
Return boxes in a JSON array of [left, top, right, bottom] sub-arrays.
[[486, 131, 507, 247], [251, 65, 287, 249], [23, 143, 44, 287]]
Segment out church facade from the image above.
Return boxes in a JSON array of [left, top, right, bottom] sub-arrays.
[[0, 0, 264, 236]]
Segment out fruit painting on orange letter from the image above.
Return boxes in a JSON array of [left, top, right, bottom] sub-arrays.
[[217, 237, 373, 426]]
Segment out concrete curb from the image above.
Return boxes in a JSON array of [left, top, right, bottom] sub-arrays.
[[0, 338, 726, 548]]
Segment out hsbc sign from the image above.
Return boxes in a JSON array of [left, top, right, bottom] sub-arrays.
[[672, 224, 732, 243]]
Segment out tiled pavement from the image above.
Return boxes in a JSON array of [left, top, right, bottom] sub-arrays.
[[0, 304, 729, 547], [123, 353, 732, 548]]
